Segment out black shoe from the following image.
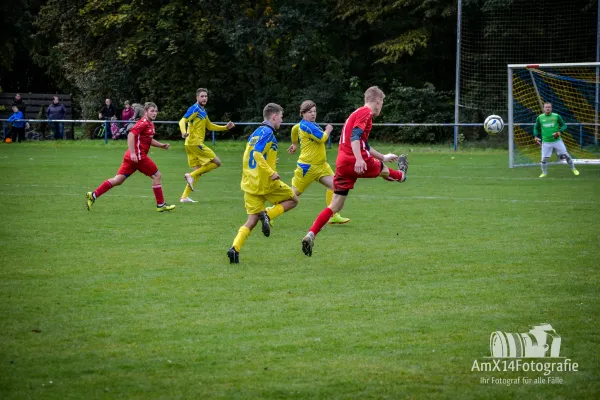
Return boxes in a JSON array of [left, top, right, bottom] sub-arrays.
[[301, 233, 314, 257], [398, 154, 408, 181], [227, 247, 239, 264], [258, 211, 271, 237]]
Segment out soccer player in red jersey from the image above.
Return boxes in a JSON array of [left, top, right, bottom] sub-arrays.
[[86, 102, 176, 212], [301, 86, 408, 256]]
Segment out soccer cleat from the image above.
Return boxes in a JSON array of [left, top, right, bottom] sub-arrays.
[[328, 213, 350, 225], [265, 206, 275, 227], [572, 169, 580, 176], [398, 154, 408, 181], [180, 197, 198, 203], [539, 173, 547, 178], [156, 203, 176, 212], [85, 192, 95, 211], [184, 173, 195, 191], [227, 246, 239, 264], [258, 211, 271, 237], [302, 233, 314, 257]]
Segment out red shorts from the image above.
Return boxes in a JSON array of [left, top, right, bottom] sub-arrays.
[[334, 157, 383, 191], [117, 156, 159, 177]]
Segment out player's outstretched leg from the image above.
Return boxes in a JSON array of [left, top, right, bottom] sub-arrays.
[[227, 246, 240, 264], [302, 232, 314, 256], [258, 211, 271, 237]]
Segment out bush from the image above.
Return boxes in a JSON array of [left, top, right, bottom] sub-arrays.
[[376, 82, 454, 143]]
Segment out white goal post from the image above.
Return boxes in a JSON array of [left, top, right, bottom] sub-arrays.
[[507, 62, 600, 168]]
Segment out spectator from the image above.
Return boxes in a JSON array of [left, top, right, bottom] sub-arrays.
[[121, 100, 134, 121], [7, 105, 26, 142], [99, 98, 116, 120], [132, 103, 144, 120], [12, 93, 27, 114], [47, 96, 67, 140]]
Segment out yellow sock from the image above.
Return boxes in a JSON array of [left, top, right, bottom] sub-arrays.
[[232, 226, 251, 252], [326, 189, 333, 206], [266, 204, 285, 221], [181, 176, 198, 199], [190, 162, 218, 179]]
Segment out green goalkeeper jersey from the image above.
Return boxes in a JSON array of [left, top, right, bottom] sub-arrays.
[[534, 112, 566, 143]]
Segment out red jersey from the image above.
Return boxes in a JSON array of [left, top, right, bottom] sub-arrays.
[[336, 106, 373, 165], [125, 117, 155, 160]]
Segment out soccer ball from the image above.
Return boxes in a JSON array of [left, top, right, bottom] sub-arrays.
[[484, 115, 504, 134]]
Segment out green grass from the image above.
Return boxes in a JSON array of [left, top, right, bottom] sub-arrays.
[[1, 140, 599, 399]]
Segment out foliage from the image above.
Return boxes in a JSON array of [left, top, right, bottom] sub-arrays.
[[375, 82, 454, 142]]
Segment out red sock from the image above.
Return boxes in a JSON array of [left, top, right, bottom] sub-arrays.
[[153, 184, 165, 205], [94, 180, 113, 199], [387, 169, 404, 181], [309, 207, 334, 237]]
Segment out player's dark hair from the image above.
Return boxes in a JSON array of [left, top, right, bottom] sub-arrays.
[[300, 100, 316, 116], [196, 88, 208, 96], [263, 103, 283, 120]]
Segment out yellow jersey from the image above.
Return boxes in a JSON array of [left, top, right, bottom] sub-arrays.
[[179, 103, 228, 146], [291, 120, 329, 165], [241, 124, 279, 195]]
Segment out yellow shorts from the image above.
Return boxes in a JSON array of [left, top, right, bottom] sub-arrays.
[[292, 162, 334, 194], [185, 144, 216, 167], [244, 181, 295, 215]]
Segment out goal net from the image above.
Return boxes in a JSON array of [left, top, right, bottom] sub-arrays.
[[508, 63, 600, 168], [458, 0, 597, 141]]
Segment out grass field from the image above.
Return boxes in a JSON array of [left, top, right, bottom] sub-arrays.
[[1, 140, 599, 399]]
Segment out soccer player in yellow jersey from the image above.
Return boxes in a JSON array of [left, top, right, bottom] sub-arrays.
[[227, 103, 298, 264], [287, 100, 349, 224], [179, 88, 235, 202]]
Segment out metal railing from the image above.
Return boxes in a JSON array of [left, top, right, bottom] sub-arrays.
[[2, 118, 489, 149]]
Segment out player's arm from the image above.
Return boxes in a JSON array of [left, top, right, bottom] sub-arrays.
[[178, 117, 189, 138], [557, 114, 567, 133], [127, 132, 138, 162], [206, 116, 234, 131], [252, 150, 277, 179], [534, 116, 542, 144], [303, 121, 330, 143], [350, 127, 366, 174], [151, 138, 170, 149], [288, 124, 300, 153], [369, 146, 398, 162]]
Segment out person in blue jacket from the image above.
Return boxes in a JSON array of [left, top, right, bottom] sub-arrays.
[[7, 105, 26, 142]]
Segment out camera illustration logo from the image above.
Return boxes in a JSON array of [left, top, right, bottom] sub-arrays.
[[490, 323, 561, 358]]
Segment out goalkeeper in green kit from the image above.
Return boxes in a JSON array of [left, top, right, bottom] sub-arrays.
[[534, 102, 579, 178]]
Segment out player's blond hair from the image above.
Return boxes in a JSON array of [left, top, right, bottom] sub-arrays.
[[299, 100, 316, 116], [144, 102, 157, 111], [263, 103, 283, 120], [364, 86, 385, 104], [196, 88, 208, 96]]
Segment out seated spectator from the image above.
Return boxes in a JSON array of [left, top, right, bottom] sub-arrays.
[[7, 105, 26, 142], [99, 98, 116, 120], [12, 94, 27, 114], [47, 96, 66, 140], [121, 100, 134, 121], [132, 103, 144, 120]]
